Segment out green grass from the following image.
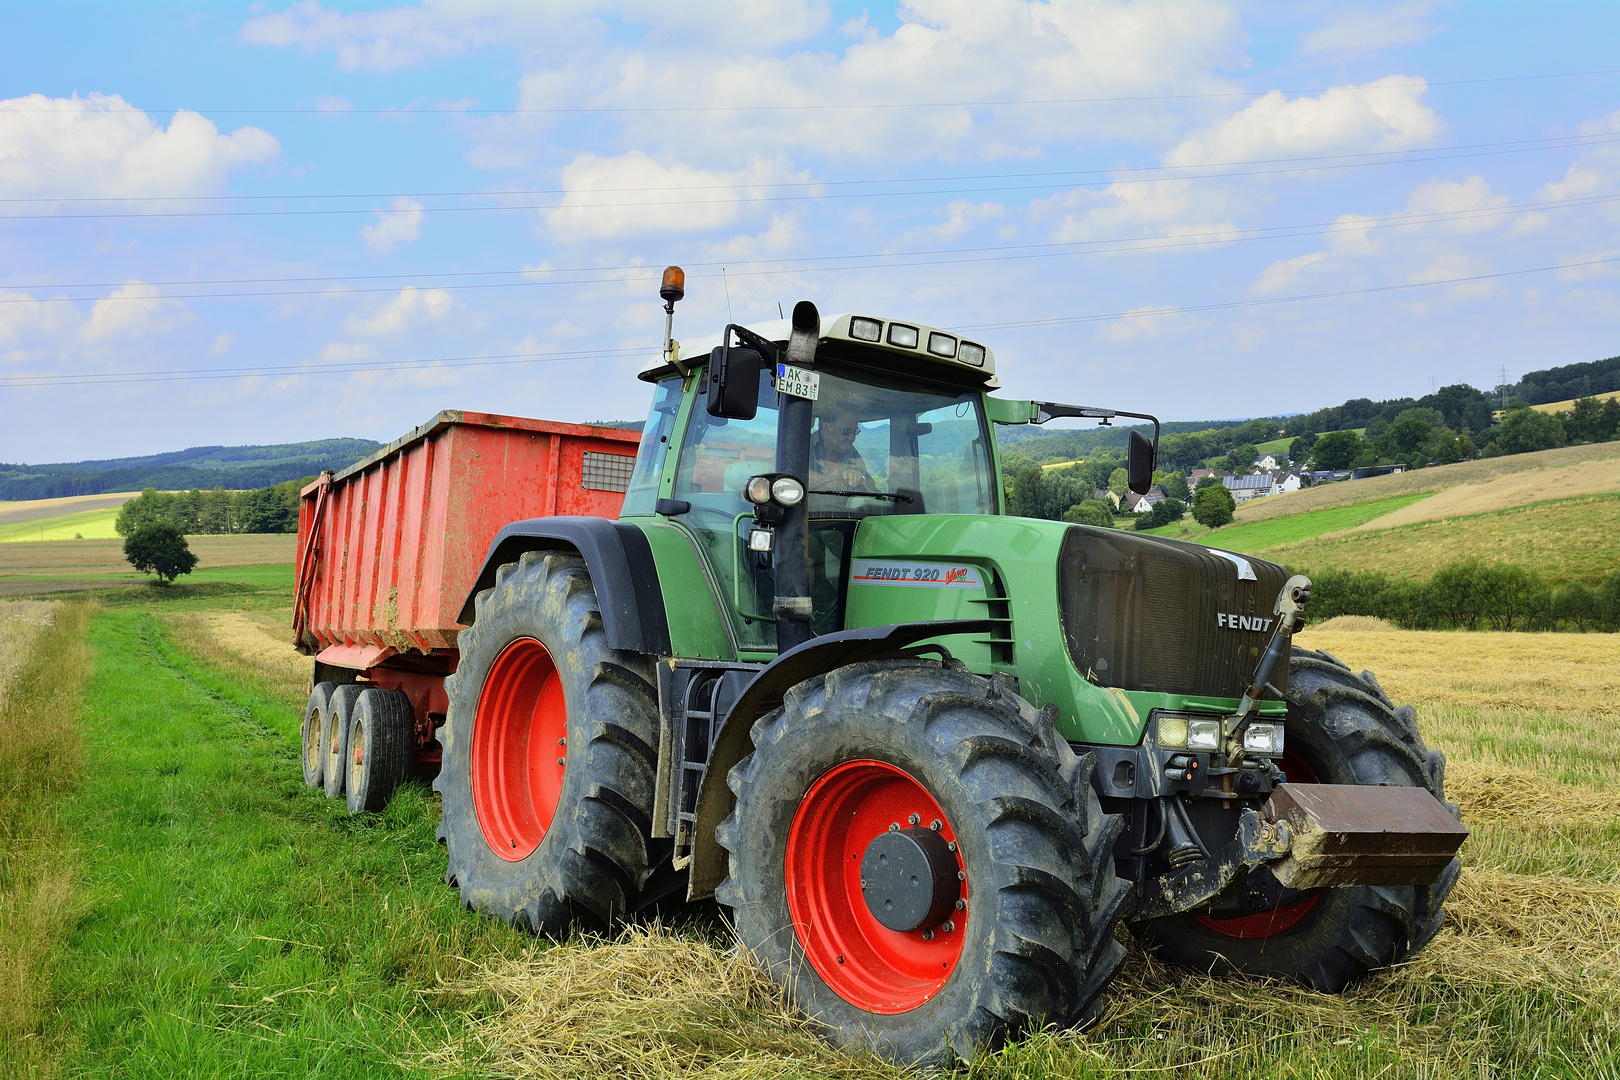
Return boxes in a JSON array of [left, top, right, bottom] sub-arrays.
[[1141, 492, 1430, 549], [47, 606, 511, 1078], [0, 507, 121, 543]]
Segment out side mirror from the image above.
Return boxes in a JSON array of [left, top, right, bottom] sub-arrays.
[[1127, 429, 1157, 495], [706, 345, 763, 420]]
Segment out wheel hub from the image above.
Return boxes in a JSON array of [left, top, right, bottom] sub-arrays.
[[861, 826, 960, 932]]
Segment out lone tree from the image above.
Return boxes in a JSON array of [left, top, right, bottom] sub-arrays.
[[1192, 483, 1236, 528], [123, 523, 198, 585]]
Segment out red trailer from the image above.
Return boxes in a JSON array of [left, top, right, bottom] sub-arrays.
[[292, 409, 640, 810]]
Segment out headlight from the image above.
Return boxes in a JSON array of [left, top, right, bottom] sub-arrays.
[[1243, 723, 1284, 755], [887, 323, 919, 348], [1157, 715, 1189, 748], [927, 332, 957, 358], [1187, 719, 1221, 751], [849, 317, 882, 342], [958, 341, 986, 367], [747, 527, 775, 553], [745, 475, 773, 505], [771, 476, 805, 505]]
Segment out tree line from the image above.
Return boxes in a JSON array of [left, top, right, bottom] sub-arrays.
[[1309, 560, 1620, 632], [113, 477, 311, 537]]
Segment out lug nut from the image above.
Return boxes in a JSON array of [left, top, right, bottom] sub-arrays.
[[930, 819, 943, 831], [942, 920, 955, 934], [908, 813, 921, 826], [955, 899, 966, 911], [556, 758, 566, 767], [558, 738, 566, 745], [946, 841, 958, 852], [921, 930, 934, 941], [888, 822, 900, 832], [957, 870, 966, 881]]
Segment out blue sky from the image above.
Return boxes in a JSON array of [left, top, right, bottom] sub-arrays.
[[2, 1, 1617, 463]]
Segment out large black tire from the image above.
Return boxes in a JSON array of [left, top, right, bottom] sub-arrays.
[[1135, 647, 1461, 991], [345, 688, 415, 814], [301, 681, 335, 790], [323, 684, 363, 799], [717, 660, 1130, 1067], [435, 551, 662, 934]]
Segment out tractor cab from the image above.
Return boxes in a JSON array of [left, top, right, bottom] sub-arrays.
[[626, 307, 1005, 649]]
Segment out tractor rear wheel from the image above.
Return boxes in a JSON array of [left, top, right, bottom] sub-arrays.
[[1134, 648, 1461, 991], [435, 551, 662, 934], [301, 681, 335, 789], [718, 660, 1130, 1067]]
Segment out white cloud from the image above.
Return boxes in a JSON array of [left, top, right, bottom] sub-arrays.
[[1404, 175, 1507, 233], [1096, 306, 1197, 341], [1036, 178, 1240, 247], [318, 341, 377, 361], [315, 95, 353, 114], [359, 196, 426, 252], [1254, 251, 1328, 294], [79, 282, 193, 342], [0, 94, 279, 201], [0, 290, 60, 345], [1165, 76, 1442, 167], [545, 151, 811, 242], [240, 0, 505, 72], [207, 332, 235, 356], [891, 201, 1006, 248], [1300, 1, 1447, 57], [342, 286, 455, 336], [1557, 251, 1620, 283]]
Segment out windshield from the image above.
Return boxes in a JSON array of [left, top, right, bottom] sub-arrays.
[[670, 361, 995, 650], [620, 377, 683, 517]]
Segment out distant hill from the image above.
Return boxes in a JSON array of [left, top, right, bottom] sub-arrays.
[[0, 439, 382, 501], [1514, 354, 1620, 406]]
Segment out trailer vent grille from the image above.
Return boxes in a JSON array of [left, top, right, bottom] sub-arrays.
[[582, 451, 636, 492]]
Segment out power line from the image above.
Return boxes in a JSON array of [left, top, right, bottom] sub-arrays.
[[5, 134, 1618, 221], [1, 131, 1611, 205], [951, 256, 1614, 332], [3, 256, 1610, 390], [6, 190, 1617, 304], [7, 67, 1614, 116]]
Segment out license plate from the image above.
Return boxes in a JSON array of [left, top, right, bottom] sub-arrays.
[[775, 364, 820, 400]]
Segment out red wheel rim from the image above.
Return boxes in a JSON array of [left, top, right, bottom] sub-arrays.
[[472, 637, 568, 862], [1194, 745, 1321, 938], [785, 760, 967, 1014]]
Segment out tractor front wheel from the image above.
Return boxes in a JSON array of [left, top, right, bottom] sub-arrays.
[[718, 660, 1130, 1067], [435, 551, 662, 934], [1133, 648, 1461, 991]]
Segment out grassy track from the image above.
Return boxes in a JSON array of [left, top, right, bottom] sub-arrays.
[[49, 609, 509, 1078], [1268, 493, 1620, 583], [1143, 492, 1430, 548], [0, 507, 121, 543]]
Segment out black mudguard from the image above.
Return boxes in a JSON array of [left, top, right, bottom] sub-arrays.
[[686, 619, 989, 900], [458, 517, 672, 655]]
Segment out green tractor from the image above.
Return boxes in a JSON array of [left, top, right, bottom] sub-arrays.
[[434, 270, 1466, 1065]]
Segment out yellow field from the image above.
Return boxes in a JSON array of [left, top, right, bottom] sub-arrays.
[[0, 535, 296, 577], [0, 492, 139, 527], [1263, 493, 1620, 583], [1232, 441, 1620, 524], [1528, 388, 1620, 414], [1348, 453, 1620, 532], [0, 508, 122, 543]]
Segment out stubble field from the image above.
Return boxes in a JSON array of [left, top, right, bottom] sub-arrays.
[[3, 554, 1617, 1078]]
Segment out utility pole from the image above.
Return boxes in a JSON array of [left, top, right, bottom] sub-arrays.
[[1499, 365, 1510, 410]]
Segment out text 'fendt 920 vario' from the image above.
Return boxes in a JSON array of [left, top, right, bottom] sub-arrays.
[[292, 268, 1467, 1066]]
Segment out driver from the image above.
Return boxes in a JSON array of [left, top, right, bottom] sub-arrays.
[[809, 402, 877, 493]]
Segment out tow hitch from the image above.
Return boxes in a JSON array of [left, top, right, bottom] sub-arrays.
[[1137, 781, 1468, 919]]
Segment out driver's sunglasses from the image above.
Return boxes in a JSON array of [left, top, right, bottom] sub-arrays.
[[827, 423, 860, 436]]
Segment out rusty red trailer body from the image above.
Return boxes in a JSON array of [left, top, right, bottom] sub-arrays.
[[292, 409, 640, 762]]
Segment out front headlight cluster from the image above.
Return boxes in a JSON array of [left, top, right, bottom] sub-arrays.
[[1156, 714, 1285, 756]]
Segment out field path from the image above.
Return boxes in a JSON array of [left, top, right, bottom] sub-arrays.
[[1348, 455, 1620, 533], [49, 610, 499, 1078], [0, 492, 139, 526]]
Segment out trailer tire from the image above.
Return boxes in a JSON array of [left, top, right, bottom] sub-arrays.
[[435, 551, 661, 935], [717, 660, 1130, 1067], [346, 688, 415, 814], [301, 682, 336, 789], [323, 684, 363, 798], [1133, 648, 1461, 992]]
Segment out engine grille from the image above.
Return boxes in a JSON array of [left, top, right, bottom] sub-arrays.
[[1057, 527, 1291, 699]]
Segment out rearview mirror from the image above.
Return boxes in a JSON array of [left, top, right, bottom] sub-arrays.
[[1127, 429, 1157, 495], [706, 345, 763, 420]]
